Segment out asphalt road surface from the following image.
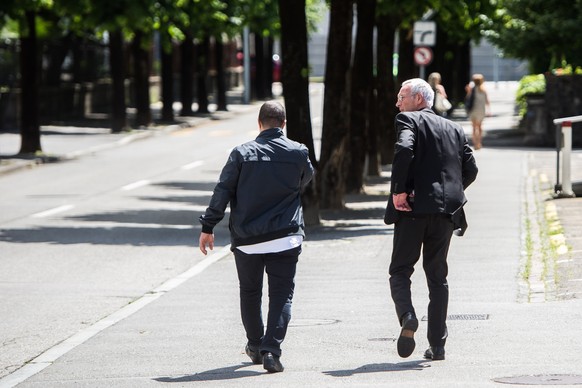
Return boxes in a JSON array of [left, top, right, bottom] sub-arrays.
[[0, 105, 264, 379]]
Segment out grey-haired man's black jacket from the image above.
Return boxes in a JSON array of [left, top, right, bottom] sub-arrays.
[[384, 108, 478, 235]]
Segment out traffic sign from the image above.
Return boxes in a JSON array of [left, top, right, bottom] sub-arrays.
[[414, 46, 433, 66], [414, 21, 436, 46]]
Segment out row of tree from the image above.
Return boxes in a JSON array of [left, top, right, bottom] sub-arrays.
[[280, 0, 582, 220], [0, 0, 316, 151], [3, 0, 579, 222], [306, 0, 495, 221]]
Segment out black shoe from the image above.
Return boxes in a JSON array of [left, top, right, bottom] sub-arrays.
[[424, 346, 445, 360], [263, 352, 284, 373], [245, 345, 262, 364], [397, 312, 418, 358]]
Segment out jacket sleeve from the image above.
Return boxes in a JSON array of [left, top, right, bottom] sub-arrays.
[[199, 149, 241, 233], [461, 138, 478, 189], [390, 113, 416, 194], [300, 146, 315, 190]]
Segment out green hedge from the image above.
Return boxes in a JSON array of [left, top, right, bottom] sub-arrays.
[[515, 74, 545, 117]]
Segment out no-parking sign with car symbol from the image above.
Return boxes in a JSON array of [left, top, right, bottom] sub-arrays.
[[413, 46, 433, 66]]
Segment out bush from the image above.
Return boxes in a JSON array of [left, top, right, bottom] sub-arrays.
[[516, 74, 545, 117]]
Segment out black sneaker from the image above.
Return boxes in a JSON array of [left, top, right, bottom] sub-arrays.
[[263, 352, 284, 373], [245, 345, 262, 364]]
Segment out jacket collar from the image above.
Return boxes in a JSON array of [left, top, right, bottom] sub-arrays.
[[257, 127, 284, 140]]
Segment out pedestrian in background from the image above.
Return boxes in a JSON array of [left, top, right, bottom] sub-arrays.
[[465, 73, 490, 149], [384, 78, 478, 361], [198, 101, 314, 373], [428, 72, 451, 116]]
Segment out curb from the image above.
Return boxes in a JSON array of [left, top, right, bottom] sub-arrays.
[[0, 107, 256, 177]]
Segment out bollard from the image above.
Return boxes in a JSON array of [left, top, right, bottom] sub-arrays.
[[552, 115, 582, 198], [558, 121, 575, 198], [554, 124, 562, 195]]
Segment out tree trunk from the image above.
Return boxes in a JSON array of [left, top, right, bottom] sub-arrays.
[[265, 37, 274, 99], [71, 37, 83, 83], [214, 37, 228, 111], [196, 35, 210, 114], [254, 33, 267, 100], [160, 30, 174, 122], [376, 12, 399, 165], [450, 40, 472, 105], [397, 27, 416, 85], [367, 84, 380, 176], [109, 29, 127, 133], [278, 0, 319, 225], [426, 27, 466, 106], [44, 33, 71, 88], [319, 0, 354, 209], [346, 0, 375, 193], [19, 10, 41, 154], [132, 30, 151, 127], [180, 33, 194, 116]]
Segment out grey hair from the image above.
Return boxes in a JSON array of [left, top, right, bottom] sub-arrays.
[[402, 78, 434, 108]]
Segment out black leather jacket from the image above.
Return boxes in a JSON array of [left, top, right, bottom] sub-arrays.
[[199, 128, 314, 248], [385, 109, 478, 235]]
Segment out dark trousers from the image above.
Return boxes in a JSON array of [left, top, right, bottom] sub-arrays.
[[233, 247, 300, 357], [389, 214, 454, 347]]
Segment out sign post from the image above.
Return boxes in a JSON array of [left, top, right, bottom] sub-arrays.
[[413, 46, 433, 79], [413, 21, 436, 80]]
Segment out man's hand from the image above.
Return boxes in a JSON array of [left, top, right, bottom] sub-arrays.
[[393, 192, 412, 212], [199, 232, 214, 255]]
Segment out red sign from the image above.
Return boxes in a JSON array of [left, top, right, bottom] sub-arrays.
[[414, 46, 433, 66]]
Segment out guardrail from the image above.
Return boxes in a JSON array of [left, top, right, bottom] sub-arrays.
[[553, 115, 582, 197]]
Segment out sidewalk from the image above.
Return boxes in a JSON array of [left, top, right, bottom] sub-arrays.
[[0, 102, 258, 176], [2, 84, 582, 387]]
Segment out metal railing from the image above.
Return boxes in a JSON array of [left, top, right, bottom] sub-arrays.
[[553, 115, 582, 197]]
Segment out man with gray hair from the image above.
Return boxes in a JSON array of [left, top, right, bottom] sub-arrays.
[[199, 101, 314, 373], [385, 78, 478, 361]]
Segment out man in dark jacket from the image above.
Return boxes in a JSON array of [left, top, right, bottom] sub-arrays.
[[199, 101, 314, 373], [385, 78, 478, 361]]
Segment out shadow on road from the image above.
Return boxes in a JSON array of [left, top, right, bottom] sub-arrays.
[[322, 360, 430, 377], [154, 363, 263, 383]]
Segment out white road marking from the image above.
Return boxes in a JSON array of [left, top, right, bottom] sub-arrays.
[[0, 245, 232, 388], [121, 180, 150, 191], [190, 190, 214, 196], [31, 205, 75, 218], [181, 160, 205, 170], [60, 221, 193, 229]]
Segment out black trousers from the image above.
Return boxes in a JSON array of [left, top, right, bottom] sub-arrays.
[[389, 214, 454, 347], [233, 246, 300, 357]]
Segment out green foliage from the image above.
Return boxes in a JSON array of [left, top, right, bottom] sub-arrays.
[[375, 0, 500, 44], [514, 64, 582, 118], [486, 0, 582, 73], [429, 0, 500, 43], [550, 63, 582, 76], [305, 0, 325, 33], [515, 73, 545, 116]]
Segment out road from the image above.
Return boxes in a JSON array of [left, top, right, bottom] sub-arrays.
[[0, 104, 266, 379], [3, 83, 582, 387]]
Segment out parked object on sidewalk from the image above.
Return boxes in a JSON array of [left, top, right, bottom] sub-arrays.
[[386, 78, 478, 360], [198, 101, 314, 373]]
